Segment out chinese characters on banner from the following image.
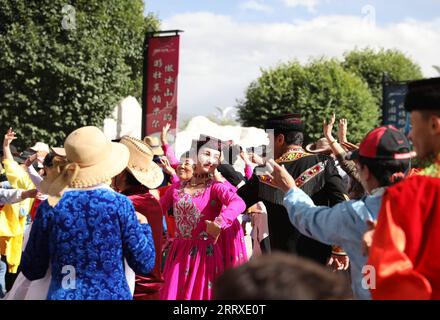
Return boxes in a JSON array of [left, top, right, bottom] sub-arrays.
[[145, 35, 180, 136], [382, 82, 410, 135]]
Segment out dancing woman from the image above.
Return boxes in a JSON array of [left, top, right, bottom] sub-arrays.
[[159, 136, 246, 300]]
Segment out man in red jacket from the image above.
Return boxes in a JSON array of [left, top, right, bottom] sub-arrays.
[[367, 77, 440, 299]]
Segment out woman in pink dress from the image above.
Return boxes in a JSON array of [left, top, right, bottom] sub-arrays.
[[160, 128, 248, 270], [159, 136, 246, 300]]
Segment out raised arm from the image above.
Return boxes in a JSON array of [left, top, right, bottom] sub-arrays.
[[338, 118, 348, 144], [161, 123, 179, 167], [268, 160, 361, 247], [240, 151, 254, 180], [25, 154, 44, 191], [323, 114, 347, 158], [323, 117, 361, 182], [3, 128, 17, 161]]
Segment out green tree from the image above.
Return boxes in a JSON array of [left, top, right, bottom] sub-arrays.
[[0, 0, 160, 149], [343, 48, 423, 107], [237, 59, 378, 144]]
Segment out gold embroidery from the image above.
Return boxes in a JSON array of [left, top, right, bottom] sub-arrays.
[[276, 147, 311, 163]]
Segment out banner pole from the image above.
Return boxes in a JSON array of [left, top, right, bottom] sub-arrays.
[[141, 32, 154, 139]]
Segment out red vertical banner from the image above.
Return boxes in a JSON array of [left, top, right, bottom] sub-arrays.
[[145, 35, 180, 136]]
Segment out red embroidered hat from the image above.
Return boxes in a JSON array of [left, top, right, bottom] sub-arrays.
[[346, 125, 413, 161]]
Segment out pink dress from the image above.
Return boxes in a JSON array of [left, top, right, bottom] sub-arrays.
[[159, 180, 246, 300], [162, 143, 249, 270], [219, 180, 248, 270]]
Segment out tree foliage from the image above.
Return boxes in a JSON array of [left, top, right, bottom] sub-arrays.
[[237, 59, 379, 144], [0, 0, 160, 149], [343, 48, 423, 107]]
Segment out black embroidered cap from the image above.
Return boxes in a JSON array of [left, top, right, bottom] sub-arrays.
[[405, 77, 440, 112], [264, 113, 305, 132]]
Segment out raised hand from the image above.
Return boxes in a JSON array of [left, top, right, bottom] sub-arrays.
[[159, 156, 175, 176], [266, 159, 297, 193], [25, 153, 38, 167], [250, 153, 265, 166], [161, 123, 171, 146], [3, 127, 17, 147], [338, 118, 348, 143], [240, 150, 252, 166], [323, 114, 336, 141]]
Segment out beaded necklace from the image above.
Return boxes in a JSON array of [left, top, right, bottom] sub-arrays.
[[180, 179, 213, 198]]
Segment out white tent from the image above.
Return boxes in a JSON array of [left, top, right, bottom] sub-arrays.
[[170, 116, 269, 159], [103, 96, 142, 140]]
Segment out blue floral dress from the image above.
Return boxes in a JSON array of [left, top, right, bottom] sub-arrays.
[[21, 188, 155, 300]]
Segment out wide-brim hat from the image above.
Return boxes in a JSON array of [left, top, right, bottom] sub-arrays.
[[143, 135, 164, 156], [305, 138, 332, 155], [120, 136, 164, 189], [64, 126, 130, 188]]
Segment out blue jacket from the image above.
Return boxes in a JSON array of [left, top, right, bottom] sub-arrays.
[[283, 187, 384, 300], [21, 188, 155, 300]]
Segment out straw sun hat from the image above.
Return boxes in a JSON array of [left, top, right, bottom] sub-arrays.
[[119, 136, 164, 189], [40, 126, 129, 206], [143, 135, 164, 156], [65, 126, 130, 188]]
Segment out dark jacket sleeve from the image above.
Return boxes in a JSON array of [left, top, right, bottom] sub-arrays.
[[322, 157, 347, 206], [237, 174, 260, 210], [336, 152, 362, 185], [21, 202, 51, 281]]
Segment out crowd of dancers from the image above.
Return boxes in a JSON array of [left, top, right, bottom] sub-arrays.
[[0, 76, 439, 300]]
